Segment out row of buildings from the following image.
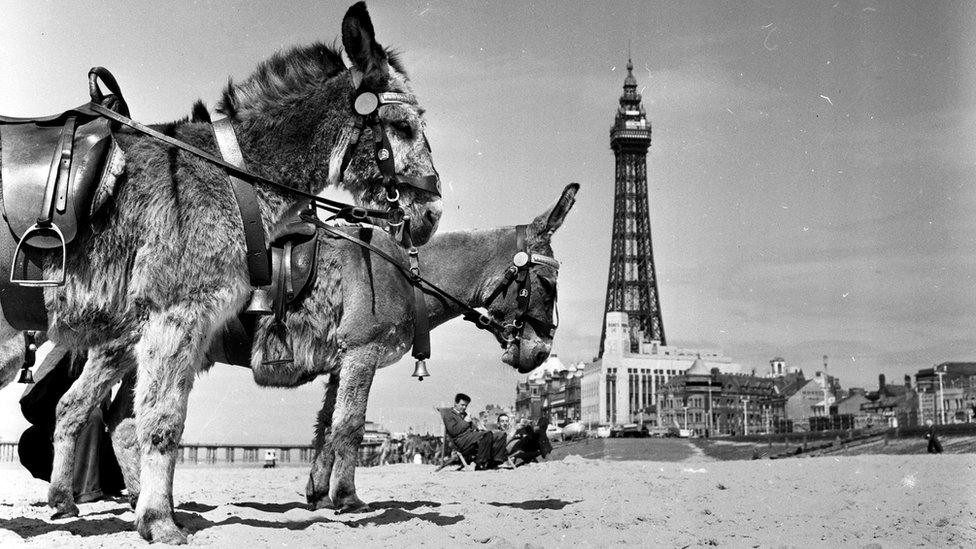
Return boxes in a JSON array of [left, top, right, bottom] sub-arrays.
[[514, 313, 976, 434], [516, 59, 976, 435]]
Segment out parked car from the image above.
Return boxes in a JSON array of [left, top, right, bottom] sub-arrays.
[[561, 422, 587, 440], [546, 424, 563, 441], [666, 426, 692, 438], [595, 425, 612, 438]]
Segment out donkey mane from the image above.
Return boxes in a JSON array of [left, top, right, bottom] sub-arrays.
[[218, 41, 408, 119], [219, 41, 346, 119]]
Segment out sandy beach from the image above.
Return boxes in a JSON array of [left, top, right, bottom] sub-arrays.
[[1, 448, 973, 548]]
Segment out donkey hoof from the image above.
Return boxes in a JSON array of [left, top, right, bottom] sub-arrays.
[[50, 502, 79, 520], [308, 495, 334, 511], [137, 517, 187, 545], [335, 497, 371, 514]]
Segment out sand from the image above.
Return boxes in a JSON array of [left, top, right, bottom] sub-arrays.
[[1, 451, 974, 548]]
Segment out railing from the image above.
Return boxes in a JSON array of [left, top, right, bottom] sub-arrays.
[[0, 441, 385, 466]]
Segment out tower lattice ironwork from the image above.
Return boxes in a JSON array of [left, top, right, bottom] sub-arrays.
[[600, 58, 666, 356]]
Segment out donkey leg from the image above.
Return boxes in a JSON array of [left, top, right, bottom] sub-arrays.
[[48, 344, 132, 519], [133, 308, 210, 545], [306, 373, 339, 510], [328, 347, 379, 514], [105, 370, 140, 508]]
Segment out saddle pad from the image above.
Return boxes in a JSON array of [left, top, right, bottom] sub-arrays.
[[1, 117, 112, 247]]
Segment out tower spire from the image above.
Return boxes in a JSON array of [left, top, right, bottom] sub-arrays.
[[601, 56, 666, 356]]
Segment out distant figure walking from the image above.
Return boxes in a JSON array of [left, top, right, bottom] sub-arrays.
[[264, 450, 277, 468], [925, 420, 943, 454]]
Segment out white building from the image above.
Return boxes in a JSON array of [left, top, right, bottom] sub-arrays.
[[581, 312, 743, 426]]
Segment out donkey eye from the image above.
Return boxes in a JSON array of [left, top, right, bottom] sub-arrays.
[[538, 276, 556, 293], [390, 120, 415, 139]]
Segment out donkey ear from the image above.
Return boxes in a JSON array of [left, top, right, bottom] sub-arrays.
[[530, 183, 580, 238], [342, 2, 388, 74]]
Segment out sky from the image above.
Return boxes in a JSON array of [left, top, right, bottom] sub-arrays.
[[1, 1, 974, 442]]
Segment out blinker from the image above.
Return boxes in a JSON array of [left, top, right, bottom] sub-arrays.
[[354, 91, 379, 116]]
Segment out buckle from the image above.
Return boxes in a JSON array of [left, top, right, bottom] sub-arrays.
[[387, 207, 405, 227], [348, 207, 368, 221], [386, 187, 400, 202]]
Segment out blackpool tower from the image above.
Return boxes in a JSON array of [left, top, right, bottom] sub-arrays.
[[599, 58, 666, 356]]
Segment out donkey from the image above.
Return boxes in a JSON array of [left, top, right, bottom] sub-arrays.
[[0, 3, 442, 543], [40, 183, 577, 533]]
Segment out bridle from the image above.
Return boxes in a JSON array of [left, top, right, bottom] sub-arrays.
[[334, 69, 441, 232], [87, 69, 440, 229], [479, 224, 559, 348], [298, 214, 559, 377]]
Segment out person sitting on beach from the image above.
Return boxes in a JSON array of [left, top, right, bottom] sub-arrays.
[[443, 393, 509, 470], [505, 417, 553, 466]]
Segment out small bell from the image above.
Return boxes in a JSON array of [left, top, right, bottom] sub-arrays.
[[19, 331, 37, 384], [244, 288, 273, 316], [411, 359, 430, 381]]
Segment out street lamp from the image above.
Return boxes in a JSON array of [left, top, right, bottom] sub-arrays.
[[936, 365, 947, 425], [741, 397, 749, 436], [822, 355, 830, 421]]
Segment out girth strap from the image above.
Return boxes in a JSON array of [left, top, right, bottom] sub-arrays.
[[211, 116, 271, 287]]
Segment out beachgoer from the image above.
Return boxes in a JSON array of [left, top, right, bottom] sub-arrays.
[[18, 344, 124, 502], [263, 449, 277, 468], [442, 393, 508, 470], [925, 420, 943, 454]]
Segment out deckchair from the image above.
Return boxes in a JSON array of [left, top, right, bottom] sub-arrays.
[[434, 407, 477, 472]]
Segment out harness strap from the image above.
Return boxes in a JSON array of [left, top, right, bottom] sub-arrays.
[[401, 219, 430, 362], [88, 103, 392, 221], [211, 116, 271, 287]]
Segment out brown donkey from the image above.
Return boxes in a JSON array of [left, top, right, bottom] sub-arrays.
[[0, 2, 442, 543], [36, 183, 576, 532]]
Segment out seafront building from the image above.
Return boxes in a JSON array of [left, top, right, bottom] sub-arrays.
[[515, 355, 583, 425], [657, 356, 782, 436], [915, 362, 976, 424], [580, 313, 742, 426]]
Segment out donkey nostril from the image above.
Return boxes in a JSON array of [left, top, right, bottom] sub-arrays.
[[425, 210, 439, 224], [535, 350, 549, 364]]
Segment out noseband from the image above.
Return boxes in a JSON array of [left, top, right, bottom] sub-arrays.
[[337, 70, 441, 229], [480, 224, 559, 347]]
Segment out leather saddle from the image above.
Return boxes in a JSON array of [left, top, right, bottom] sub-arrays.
[[206, 213, 320, 367], [0, 67, 128, 330]]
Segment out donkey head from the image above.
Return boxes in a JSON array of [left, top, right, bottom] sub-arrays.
[[217, 2, 442, 245], [338, 2, 442, 244], [485, 183, 578, 373]]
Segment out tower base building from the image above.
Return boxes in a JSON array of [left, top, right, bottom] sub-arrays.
[[581, 313, 743, 427]]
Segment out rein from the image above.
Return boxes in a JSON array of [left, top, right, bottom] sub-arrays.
[[87, 65, 440, 226], [89, 103, 399, 223], [298, 213, 559, 377]]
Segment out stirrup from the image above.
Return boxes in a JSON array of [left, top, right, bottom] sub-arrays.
[[10, 223, 66, 287]]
